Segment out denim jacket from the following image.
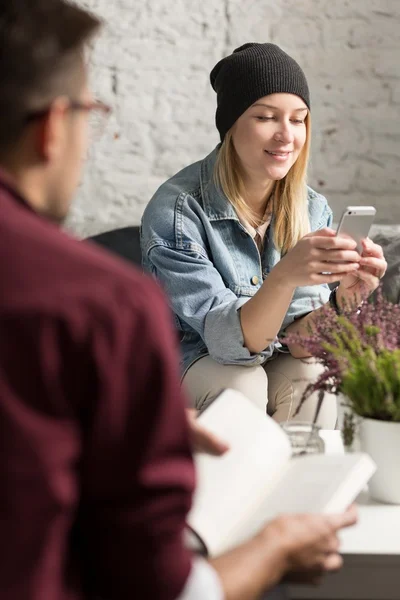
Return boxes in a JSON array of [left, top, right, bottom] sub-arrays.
[[141, 147, 333, 375]]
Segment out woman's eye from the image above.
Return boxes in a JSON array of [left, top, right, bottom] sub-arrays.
[[256, 116, 275, 121], [255, 116, 305, 124]]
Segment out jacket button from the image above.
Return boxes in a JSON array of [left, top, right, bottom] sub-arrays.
[[251, 275, 259, 285]]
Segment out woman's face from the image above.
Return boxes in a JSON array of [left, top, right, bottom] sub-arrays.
[[231, 93, 308, 184]]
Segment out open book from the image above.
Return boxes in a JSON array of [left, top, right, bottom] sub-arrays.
[[187, 389, 376, 557]]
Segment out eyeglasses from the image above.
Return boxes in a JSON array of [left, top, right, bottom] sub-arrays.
[[25, 100, 112, 141]]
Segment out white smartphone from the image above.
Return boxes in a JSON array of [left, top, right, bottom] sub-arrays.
[[336, 206, 376, 253]]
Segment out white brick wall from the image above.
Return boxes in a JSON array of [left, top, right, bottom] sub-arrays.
[[67, 0, 400, 237]]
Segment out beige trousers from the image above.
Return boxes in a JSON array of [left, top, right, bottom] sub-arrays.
[[182, 353, 337, 429]]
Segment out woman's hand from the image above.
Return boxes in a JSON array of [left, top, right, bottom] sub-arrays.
[[273, 228, 361, 288], [337, 238, 387, 309]]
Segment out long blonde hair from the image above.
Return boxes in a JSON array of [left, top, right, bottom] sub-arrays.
[[214, 115, 312, 254]]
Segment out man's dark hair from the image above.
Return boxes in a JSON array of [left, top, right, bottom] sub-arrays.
[[0, 0, 101, 153]]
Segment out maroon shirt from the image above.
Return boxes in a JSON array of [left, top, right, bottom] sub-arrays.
[[0, 174, 195, 600]]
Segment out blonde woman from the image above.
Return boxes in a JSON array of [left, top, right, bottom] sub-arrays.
[[141, 43, 386, 428]]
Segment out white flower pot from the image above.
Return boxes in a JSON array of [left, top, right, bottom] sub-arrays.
[[360, 418, 400, 504]]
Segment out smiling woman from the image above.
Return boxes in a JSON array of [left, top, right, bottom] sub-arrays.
[[140, 42, 386, 428], [215, 93, 311, 254]]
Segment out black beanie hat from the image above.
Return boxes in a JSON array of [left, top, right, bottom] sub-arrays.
[[210, 42, 310, 141]]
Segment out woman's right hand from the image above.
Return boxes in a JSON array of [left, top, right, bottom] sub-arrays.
[[264, 505, 358, 578], [273, 228, 361, 288]]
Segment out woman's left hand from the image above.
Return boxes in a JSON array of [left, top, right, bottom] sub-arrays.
[[337, 238, 387, 308]]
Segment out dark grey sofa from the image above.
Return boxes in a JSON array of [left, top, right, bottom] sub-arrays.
[[88, 226, 142, 267]]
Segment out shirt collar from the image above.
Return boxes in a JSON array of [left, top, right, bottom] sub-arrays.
[[0, 167, 35, 214], [237, 206, 272, 241]]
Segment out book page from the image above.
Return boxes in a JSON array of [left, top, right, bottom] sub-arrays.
[[187, 389, 292, 557], [240, 453, 376, 544]]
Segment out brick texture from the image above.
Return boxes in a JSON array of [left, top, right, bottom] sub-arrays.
[[67, 0, 400, 237]]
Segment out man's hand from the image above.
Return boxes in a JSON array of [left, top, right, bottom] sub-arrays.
[[266, 505, 358, 576], [186, 409, 229, 456], [210, 506, 358, 600]]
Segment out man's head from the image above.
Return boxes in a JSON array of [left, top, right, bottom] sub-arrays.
[[0, 0, 102, 222]]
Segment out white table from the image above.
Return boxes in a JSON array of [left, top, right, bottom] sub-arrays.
[[288, 431, 400, 600]]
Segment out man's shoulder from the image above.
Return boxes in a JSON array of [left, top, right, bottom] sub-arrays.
[[48, 231, 166, 322], [70, 234, 165, 308], [0, 209, 165, 325]]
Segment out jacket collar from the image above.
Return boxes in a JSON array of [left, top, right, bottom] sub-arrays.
[[199, 146, 239, 222]]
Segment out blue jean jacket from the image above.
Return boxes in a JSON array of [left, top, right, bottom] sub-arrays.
[[141, 147, 332, 375]]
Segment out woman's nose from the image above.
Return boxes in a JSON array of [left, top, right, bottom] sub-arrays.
[[273, 123, 294, 144]]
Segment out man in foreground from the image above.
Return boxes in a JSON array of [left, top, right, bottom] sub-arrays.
[[0, 2, 356, 599]]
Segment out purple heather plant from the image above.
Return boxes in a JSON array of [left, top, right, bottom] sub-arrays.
[[282, 286, 400, 425]]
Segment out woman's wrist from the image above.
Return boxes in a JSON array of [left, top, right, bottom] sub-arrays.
[[336, 283, 362, 312], [267, 263, 297, 293]]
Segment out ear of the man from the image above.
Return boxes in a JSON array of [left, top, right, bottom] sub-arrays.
[[36, 97, 70, 162]]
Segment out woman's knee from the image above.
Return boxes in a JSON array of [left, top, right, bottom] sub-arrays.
[[182, 356, 269, 414], [228, 363, 269, 413]]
